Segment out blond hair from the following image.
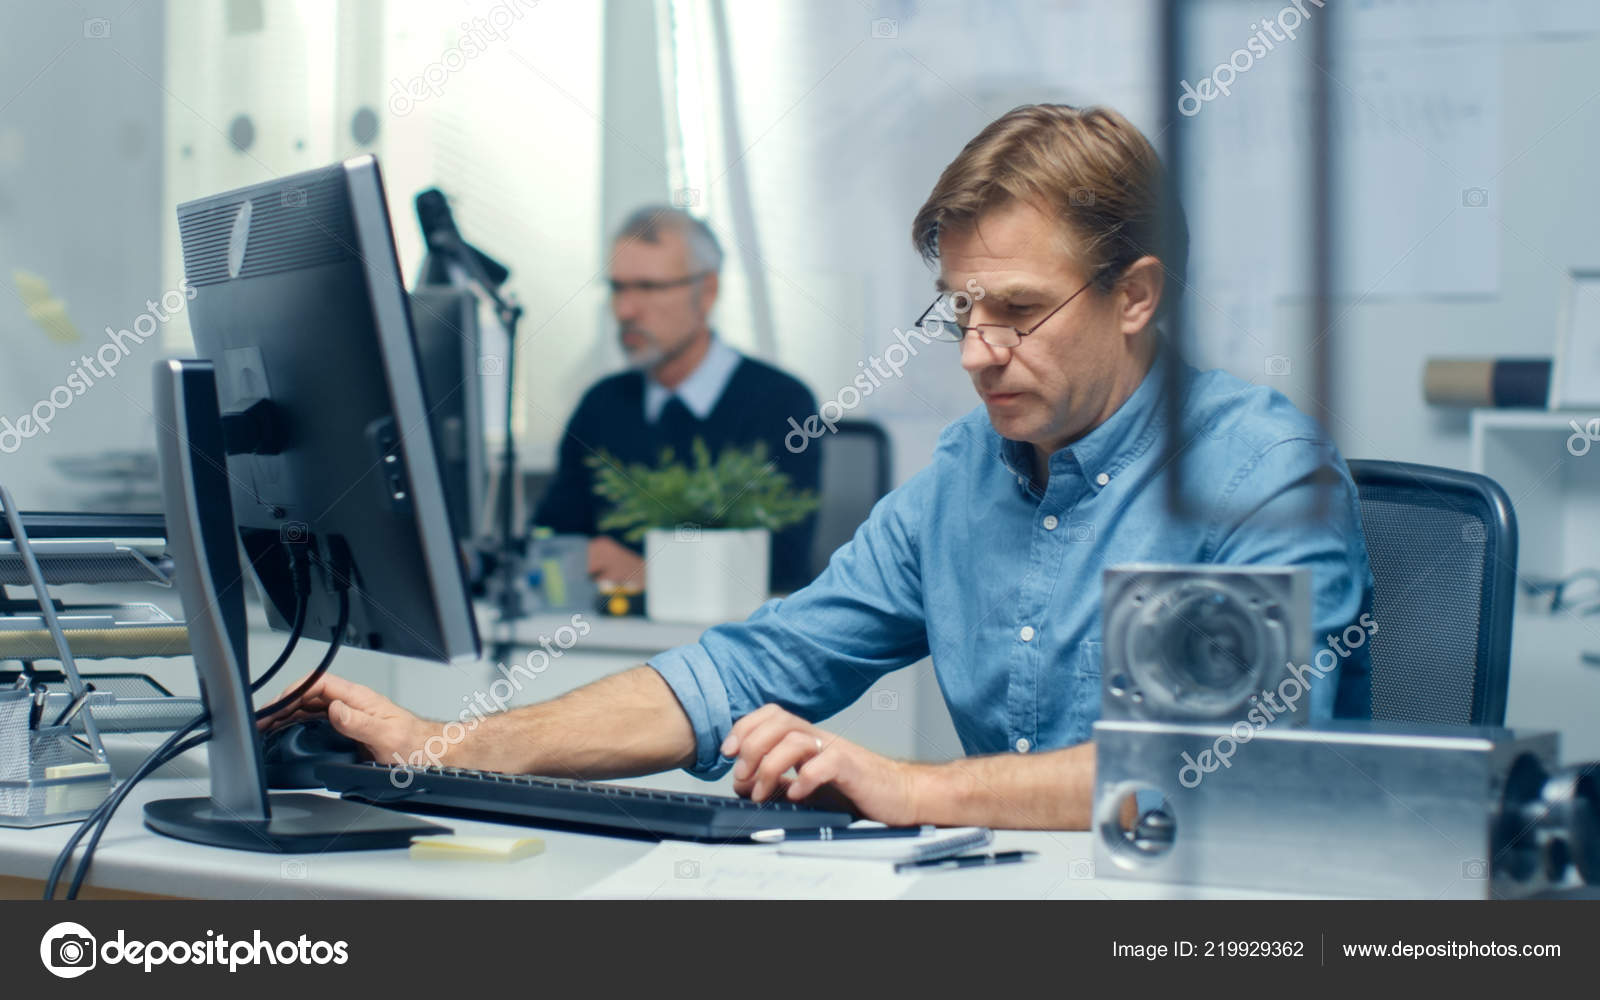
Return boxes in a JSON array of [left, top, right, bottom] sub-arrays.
[[912, 104, 1186, 317]]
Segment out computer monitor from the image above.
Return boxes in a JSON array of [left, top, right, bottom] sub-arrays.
[[409, 285, 487, 543], [144, 155, 480, 852]]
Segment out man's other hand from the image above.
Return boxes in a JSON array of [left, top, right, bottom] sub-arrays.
[[587, 535, 646, 587], [721, 704, 921, 826]]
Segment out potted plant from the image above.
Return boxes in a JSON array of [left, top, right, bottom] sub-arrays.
[[587, 439, 819, 624]]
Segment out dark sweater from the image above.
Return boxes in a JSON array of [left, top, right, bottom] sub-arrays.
[[532, 355, 821, 592]]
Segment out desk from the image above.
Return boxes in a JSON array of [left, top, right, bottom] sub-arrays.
[[0, 757, 1316, 900], [1, 601, 1314, 898]]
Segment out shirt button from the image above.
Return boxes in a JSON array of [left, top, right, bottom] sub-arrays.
[[1042, 515, 1059, 531], [1095, 472, 1110, 487], [1019, 625, 1035, 642], [1015, 738, 1031, 753]]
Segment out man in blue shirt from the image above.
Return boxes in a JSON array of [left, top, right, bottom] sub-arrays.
[[276, 104, 1372, 830]]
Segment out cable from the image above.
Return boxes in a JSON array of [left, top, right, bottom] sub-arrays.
[[44, 713, 206, 900], [254, 585, 349, 721], [63, 721, 217, 899], [46, 584, 346, 900], [251, 547, 311, 694]]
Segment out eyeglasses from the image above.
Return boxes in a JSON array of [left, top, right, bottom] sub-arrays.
[[607, 272, 709, 296], [915, 273, 1099, 348]]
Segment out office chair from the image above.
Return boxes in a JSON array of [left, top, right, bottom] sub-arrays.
[[1347, 459, 1517, 726], [811, 420, 893, 578]]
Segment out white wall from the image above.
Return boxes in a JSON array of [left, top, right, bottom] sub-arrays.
[[1330, 32, 1600, 468]]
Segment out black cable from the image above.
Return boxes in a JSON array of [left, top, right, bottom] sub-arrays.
[[64, 721, 219, 900], [44, 713, 206, 900], [254, 585, 349, 721], [251, 548, 311, 694], [47, 583, 345, 900]]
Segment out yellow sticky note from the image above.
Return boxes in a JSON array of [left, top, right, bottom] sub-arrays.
[[408, 835, 545, 862], [13, 270, 82, 343]]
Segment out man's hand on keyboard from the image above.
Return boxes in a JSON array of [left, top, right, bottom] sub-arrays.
[[262, 674, 441, 768], [721, 704, 921, 826]]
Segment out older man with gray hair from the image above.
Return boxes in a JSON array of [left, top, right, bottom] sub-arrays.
[[532, 206, 821, 591]]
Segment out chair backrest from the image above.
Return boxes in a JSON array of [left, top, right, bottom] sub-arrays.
[[811, 420, 893, 577], [1347, 459, 1517, 726]]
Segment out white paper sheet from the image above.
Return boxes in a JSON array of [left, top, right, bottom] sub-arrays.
[[579, 840, 914, 900]]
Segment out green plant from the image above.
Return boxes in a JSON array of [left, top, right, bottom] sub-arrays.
[[588, 438, 819, 541]]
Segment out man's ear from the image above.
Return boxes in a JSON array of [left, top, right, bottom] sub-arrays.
[[697, 270, 720, 315], [1116, 255, 1165, 337]]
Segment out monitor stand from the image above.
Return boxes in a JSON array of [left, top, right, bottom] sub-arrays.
[[142, 359, 447, 852]]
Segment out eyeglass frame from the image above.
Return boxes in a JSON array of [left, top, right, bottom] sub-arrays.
[[914, 270, 1105, 348], [606, 272, 710, 296]]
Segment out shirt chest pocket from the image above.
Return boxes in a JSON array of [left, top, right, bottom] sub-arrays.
[[1041, 639, 1103, 746]]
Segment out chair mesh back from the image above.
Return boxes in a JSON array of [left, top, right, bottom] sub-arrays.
[[812, 425, 889, 576], [1358, 488, 1487, 725]]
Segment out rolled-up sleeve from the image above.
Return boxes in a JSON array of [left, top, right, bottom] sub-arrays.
[[647, 461, 937, 778]]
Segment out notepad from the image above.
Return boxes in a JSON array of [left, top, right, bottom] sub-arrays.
[[777, 826, 992, 863], [408, 835, 545, 861]]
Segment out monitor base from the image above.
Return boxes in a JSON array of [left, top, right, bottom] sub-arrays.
[[144, 792, 448, 853]]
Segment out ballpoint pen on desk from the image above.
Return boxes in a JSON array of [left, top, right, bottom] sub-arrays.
[[895, 850, 1039, 874], [750, 825, 935, 843]]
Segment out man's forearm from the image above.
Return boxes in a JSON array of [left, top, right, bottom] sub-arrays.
[[444, 665, 696, 779], [905, 741, 1098, 829]]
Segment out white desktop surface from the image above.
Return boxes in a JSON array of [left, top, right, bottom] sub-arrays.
[[0, 769, 1314, 900], [2, 598, 1314, 899]]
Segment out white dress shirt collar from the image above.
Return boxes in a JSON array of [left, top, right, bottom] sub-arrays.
[[644, 335, 743, 424]]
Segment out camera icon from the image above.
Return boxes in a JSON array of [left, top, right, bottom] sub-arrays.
[[281, 859, 308, 880], [674, 859, 700, 879], [1264, 354, 1292, 376], [671, 187, 700, 208], [674, 523, 701, 542], [1068, 521, 1095, 543], [40, 922, 97, 978], [1460, 521, 1485, 545], [478, 354, 504, 376], [1069, 187, 1096, 207], [871, 689, 899, 711], [870, 17, 898, 38], [280, 521, 309, 544], [1461, 858, 1488, 879], [1462, 187, 1488, 208], [83, 17, 111, 38], [281, 188, 307, 208], [1069, 858, 1095, 879]]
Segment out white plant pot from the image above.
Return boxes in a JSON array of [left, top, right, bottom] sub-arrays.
[[645, 528, 770, 624]]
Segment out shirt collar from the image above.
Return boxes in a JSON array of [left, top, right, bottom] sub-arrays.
[[997, 346, 1173, 492], [644, 335, 743, 424]]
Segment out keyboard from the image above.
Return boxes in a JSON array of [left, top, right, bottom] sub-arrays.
[[315, 761, 856, 841]]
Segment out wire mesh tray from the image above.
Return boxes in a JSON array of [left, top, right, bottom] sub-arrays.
[[0, 692, 111, 828]]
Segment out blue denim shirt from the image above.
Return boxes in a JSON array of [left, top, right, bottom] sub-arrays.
[[649, 353, 1374, 779]]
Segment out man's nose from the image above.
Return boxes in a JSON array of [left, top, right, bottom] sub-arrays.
[[959, 331, 1009, 374]]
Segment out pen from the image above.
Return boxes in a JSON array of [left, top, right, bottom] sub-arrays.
[[895, 850, 1039, 874], [52, 688, 95, 730], [27, 688, 48, 730], [750, 824, 935, 844]]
